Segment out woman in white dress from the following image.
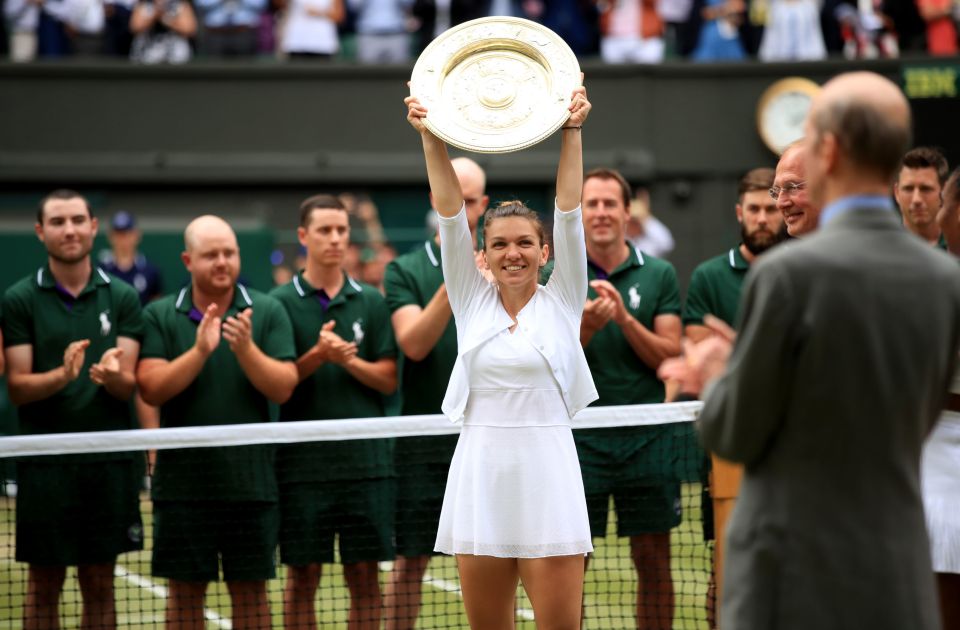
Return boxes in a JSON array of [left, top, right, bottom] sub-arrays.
[[405, 84, 596, 629]]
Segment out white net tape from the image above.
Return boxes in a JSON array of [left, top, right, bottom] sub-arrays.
[[0, 402, 703, 458]]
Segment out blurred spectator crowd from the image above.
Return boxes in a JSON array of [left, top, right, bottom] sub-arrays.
[[2, 0, 959, 63]]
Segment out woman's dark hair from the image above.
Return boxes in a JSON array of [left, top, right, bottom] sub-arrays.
[[481, 201, 546, 250]]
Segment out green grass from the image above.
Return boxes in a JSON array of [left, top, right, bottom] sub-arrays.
[[0, 485, 711, 628]]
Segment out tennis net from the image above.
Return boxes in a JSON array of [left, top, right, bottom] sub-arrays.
[[0, 402, 712, 629]]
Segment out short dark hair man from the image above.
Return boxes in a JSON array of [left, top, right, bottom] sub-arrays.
[[137, 215, 298, 629], [664, 71, 960, 630], [577, 167, 683, 630], [4, 189, 144, 629], [894, 146, 949, 247], [270, 194, 398, 630], [382, 157, 489, 630]]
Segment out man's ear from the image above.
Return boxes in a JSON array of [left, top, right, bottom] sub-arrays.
[[821, 132, 840, 174]]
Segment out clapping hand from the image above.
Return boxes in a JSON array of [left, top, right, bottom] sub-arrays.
[[582, 295, 616, 332], [194, 303, 222, 356], [223, 308, 254, 356], [317, 321, 358, 365], [89, 347, 123, 387], [658, 315, 736, 397], [62, 339, 91, 381], [590, 279, 627, 325]]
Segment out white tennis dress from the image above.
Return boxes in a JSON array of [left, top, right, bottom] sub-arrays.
[[434, 327, 594, 557], [922, 409, 960, 573], [432, 203, 595, 558]]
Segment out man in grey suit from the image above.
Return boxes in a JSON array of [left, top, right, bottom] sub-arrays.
[[662, 71, 960, 630]]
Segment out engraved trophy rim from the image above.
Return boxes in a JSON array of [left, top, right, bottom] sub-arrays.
[[410, 16, 582, 154]]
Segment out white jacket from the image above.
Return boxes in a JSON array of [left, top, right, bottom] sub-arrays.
[[438, 203, 598, 423]]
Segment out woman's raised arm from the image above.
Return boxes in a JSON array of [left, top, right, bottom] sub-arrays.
[[405, 95, 464, 218], [556, 84, 591, 213]]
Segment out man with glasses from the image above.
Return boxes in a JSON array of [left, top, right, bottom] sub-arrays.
[[771, 143, 821, 237], [894, 147, 949, 248]]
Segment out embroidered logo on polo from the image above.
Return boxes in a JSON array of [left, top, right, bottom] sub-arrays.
[[352, 319, 365, 345], [99, 310, 112, 336], [628, 285, 642, 311]]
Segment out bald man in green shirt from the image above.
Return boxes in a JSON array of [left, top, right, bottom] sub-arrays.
[[137, 215, 298, 630]]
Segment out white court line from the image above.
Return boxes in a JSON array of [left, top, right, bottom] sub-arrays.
[[422, 572, 535, 622], [114, 566, 233, 629]]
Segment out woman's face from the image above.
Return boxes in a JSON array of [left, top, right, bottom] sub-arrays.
[[482, 216, 548, 290]]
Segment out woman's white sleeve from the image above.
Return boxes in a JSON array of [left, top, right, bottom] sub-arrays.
[[437, 204, 485, 318], [546, 204, 588, 315]]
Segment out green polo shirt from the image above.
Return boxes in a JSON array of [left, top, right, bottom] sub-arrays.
[[683, 245, 750, 328], [383, 240, 460, 466], [573, 246, 682, 465], [141, 284, 296, 502], [271, 272, 397, 483], [3, 265, 143, 462]]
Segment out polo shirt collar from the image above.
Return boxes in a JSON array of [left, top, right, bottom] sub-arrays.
[[424, 239, 441, 267], [588, 243, 644, 279], [292, 270, 362, 301], [174, 283, 253, 319], [728, 245, 750, 270], [36, 263, 111, 295]]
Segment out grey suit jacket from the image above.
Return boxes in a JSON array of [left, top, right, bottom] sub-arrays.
[[700, 206, 960, 630]]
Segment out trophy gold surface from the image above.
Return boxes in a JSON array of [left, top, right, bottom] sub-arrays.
[[409, 17, 582, 154]]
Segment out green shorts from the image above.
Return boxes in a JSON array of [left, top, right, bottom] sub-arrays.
[[578, 426, 682, 537], [279, 478, 394, 566], [584, 482, 681, 538], [151, 501, 278, 582], [16, 458, 144, 566], [394, 460, 450, 557]]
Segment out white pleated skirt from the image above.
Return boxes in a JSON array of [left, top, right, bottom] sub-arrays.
[[922, 411, 960, 573], [434, 423, 594, 558]]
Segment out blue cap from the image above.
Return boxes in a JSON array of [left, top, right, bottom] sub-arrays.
[[111, 211, 136, 231]]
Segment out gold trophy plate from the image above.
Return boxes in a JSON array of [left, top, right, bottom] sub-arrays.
[[410, 16, 581, 154]]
